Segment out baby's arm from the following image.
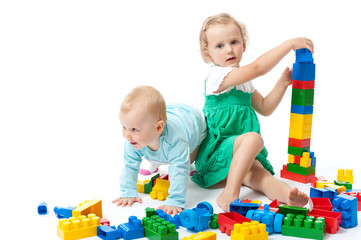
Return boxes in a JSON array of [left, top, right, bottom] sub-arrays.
[[252, 67, 292, 116], [158, 141, 190, 214], [215, 38, 313, 93]]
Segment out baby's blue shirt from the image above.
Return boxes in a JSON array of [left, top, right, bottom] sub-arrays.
[[119, 103, 203, 208]]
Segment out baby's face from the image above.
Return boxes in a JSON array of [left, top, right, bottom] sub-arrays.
[[205, 22, 245, 68], [120, 108, 160, 150]]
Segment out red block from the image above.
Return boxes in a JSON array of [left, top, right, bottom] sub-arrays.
[[308, 209, 342, 234], [348, 192, 361, 211], [218, 212, 251, 236], [310, 198, 333, 211], [280, 165, 315, 183], [292, 80, 315, 89], [288, 138, 311, 148]]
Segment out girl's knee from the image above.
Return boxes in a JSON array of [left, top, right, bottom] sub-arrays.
[[244, 132, 264, 148]]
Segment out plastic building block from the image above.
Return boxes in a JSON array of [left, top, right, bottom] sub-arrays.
[[295, 48, 314, 63], [246, 204, 284, 234], [38, 202, 48, 215], [280, 164, 315, 183], [100, 218, 110, 226], [287, 146, 311, 157], [54, 206, 76, 219], [292, 63, 316, 80], [182, 231, 216, 240], [286, 163, 315, 176], [117, 216, 144, 240], [310, 187, 337, 203], [332, 193, 358, 228], [137, 180, 150, 193], [97, 225, 121, 240], [209, 214, 219, 229], [347, 191, 361, 211], [291, 104, 314, 114], [292, 80, 315, 89], [156, 209, 180, 229], [324, 183, 346, 194], [229, 199, 260, 216], [282, 214, 325, 240], [310, 198, 333, 211], [258, 199, 280, 213], [334, 180, 352, 190], [144, 173, 160, 194], [308, 209, 342, 234], [218, 212, 251, 236], [57, 213, 101, 240], [142, 215, 178, 240], [146, 207, 157, 217], [337, 169, 354, 184], [150, 179, 170, 201], [291, 88, 314, 106], [288, 138, 311, 148], [278, 205, 308, 217], [180, 202, 213, 232], [72, 199, 102, 218], [231, 221, 268, 240]]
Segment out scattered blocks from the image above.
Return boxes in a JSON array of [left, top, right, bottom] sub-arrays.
[[310, 198, 333, 211], [337, 169, 354, 184], [97, 225, 121, 240], [137, 180, 150, 193], [38, 202, 48, 215], [180, 202, 213, 232], [72, 199, 102, 218], [182, 231, 216, 240], [310, 187, 337, 203], [308, 209, 342, 234], [282, 214, 326, 240], [118, 216, 144, 240], [218, 212, 251, 236], [231, 221, 268, 240], [57, 213, 101, 240], [246, 204, 284, 234], [229, 199, 260, 216], [54, 206, 76, 219], [332, 193, 358, 228]]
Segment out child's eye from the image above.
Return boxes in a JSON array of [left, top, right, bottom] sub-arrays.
[[216, 44, 223, 49], [132, 128, 139, 132], [231, 40, 238, 44]]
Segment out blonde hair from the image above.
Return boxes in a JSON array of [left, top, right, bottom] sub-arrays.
[[199, 13, 248, 63], [120, 86, 167, 122]]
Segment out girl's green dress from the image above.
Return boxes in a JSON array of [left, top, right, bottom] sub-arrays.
[[192, 87, 275, 188]]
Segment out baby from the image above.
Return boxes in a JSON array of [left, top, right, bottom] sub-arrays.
[[112, 86, 206, 215]]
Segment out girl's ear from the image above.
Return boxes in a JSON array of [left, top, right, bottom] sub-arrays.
[[156, 120, 165, 134], [243, 42, 246, 52]]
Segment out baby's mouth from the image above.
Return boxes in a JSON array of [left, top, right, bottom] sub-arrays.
[[227, 57, 236, 62]]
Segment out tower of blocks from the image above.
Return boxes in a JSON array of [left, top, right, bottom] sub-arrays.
[[281, 48, 317, 183]]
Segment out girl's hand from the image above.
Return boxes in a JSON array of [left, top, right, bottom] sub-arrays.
[[279, 67, 293, 88], [112, 197, 142, 207], [287, 37, 314, 53], [157, 205, 183, 215]]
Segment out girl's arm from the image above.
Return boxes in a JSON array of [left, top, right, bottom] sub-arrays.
[[252, 67, 292, 116], [215, 38, 313, 93]]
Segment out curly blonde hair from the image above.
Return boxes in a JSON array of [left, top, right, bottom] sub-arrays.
[[199, 13, 248, 63]]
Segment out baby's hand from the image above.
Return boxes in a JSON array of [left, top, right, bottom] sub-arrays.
[[279, 67, 293, 87], [157, 205, 183, 215], [112, 197, 142, 207], [287, 37, 314, 53]]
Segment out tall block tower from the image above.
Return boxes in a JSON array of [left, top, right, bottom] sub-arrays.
[[280, 48, 316, 183]]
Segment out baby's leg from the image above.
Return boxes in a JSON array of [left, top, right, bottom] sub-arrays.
[[216, 132, 264, 212], [243, 160, 309, 207]]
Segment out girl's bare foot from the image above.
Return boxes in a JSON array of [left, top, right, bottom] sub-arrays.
[[216, 189, 239, 212], [287, 187, 309, 207]]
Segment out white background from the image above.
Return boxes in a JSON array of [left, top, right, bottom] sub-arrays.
[[1, 0, 360, 239]]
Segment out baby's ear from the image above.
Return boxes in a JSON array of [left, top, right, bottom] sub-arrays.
[[243, 42, 246, 52], [156, 120, 165, 134]]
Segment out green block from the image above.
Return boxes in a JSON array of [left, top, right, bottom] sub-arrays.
[[278, 205, 309, 217], [142, 216, 178, 240], [292, 88, 314, 106], [282, 214, 326, 240], [144, 173, 160, 194], [287, 163, 315, 176], [209, 214, 219, 229], [334, 180, 352, 190], [288, 146, 310, 156]]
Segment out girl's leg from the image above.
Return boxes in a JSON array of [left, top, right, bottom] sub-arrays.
[[243, 160, 309, 207], [216, 132, 264, 212]]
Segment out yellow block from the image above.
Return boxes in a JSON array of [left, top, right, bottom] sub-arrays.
[[182, 231, 217, 240], [231, 221, 268, 240], [137, 179, 150, 193], [324, 184, 346, 194], [57, 214, 100, 240], [288, 154, 295, 164], [289, 113, 313, 139], [150, 179, 170, 201], [72, 199, 102, 218], [300, 152, 311, 168], [315, 181, 334, 188], [337, 169, 354, 184]]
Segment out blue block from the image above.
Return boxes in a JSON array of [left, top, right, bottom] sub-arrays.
[[229, 199, 260, 216], [291, 105, 314, 114], [117, 216, 144, 240], [293, 63, 315, 80], [245, 204, 284, 234], [333, 194, 358, 228], [156, 209, 180, 229], [97, 225, 120, 240], [296, 48, 314, 63], [310, 187, 337, 203], [38, 202, 48, 215], [179, 201, 213, 232], [53, 206, 76, 219]]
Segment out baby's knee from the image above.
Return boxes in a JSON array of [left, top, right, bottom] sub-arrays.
[[244, 132, 264, 148]]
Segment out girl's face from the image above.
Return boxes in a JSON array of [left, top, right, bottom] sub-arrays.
[[205, 22, 246, 67]]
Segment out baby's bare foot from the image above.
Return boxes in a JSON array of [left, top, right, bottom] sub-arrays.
[[216, 190, 238, 212], [287, 187, 309, 207]]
